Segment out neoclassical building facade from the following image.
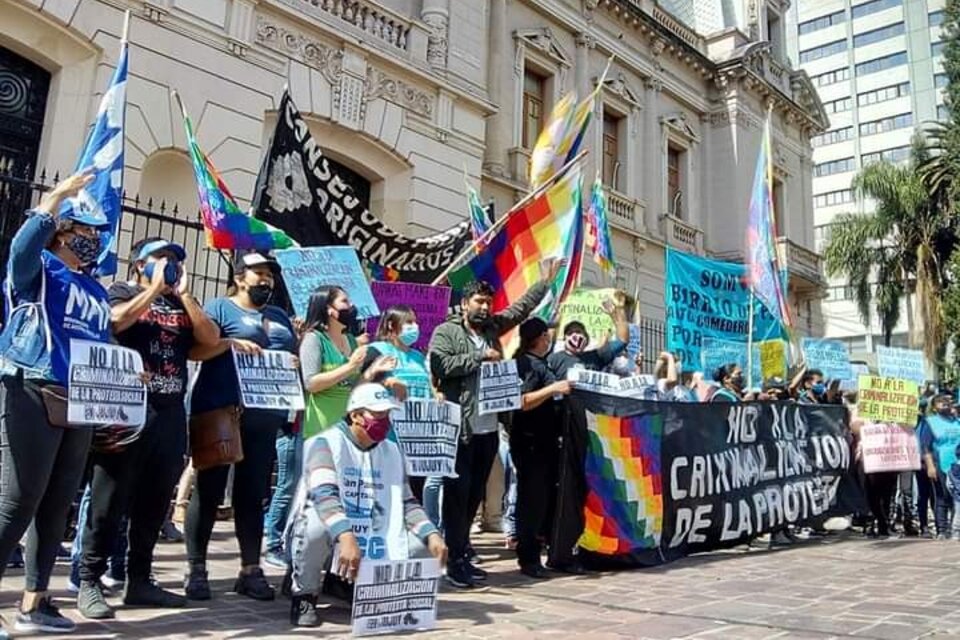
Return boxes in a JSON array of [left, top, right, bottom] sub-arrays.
[[0, 0, 828, 332]]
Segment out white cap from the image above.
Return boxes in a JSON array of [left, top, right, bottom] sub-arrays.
[[346, 383, 400, 413]]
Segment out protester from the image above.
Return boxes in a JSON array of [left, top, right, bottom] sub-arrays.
[[794, 367, 825, 404], [547, 291, 628, 573], [284, 383, 447, 627], [429, 259, 563, 588], [709, 364, 744, 402], [183, 250, 297, 600], [264, 413, 303, 569], [511, 318, 572, 577], [0, 172, 111, 635], [918, 393, 960, 538], [75, 236, 220, 619]]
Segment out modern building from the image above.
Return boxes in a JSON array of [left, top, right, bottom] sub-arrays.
[[786, 0, 947, 355], [0, 0, 827, 341]]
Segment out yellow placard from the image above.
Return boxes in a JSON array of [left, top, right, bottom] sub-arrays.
[[858, 375, 919, 425], [758, 340, 787, 380], [558, 288, 616, 341]]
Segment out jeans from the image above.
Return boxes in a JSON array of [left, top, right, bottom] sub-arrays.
[[71, 484, 127, 585], [499, 433, 517, 539], [0, 375, 92, 591], [186, 409, 283, 568], [264, 428, 303, 554], [441, 432, 499, 561], [422, 477, 443, 528], [80, 401, 186, 583]]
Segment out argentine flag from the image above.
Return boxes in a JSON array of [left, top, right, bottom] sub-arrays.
[[61, 39, 128, 276]]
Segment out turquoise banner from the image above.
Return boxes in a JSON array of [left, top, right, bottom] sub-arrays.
[[665, 248, 783, 372]]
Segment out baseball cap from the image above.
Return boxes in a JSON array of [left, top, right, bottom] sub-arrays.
[[60, 199, 111, 229], [519, 317, 549, 344], [233, 250, 280, 275], [346, 383, 401, 413], [136, 239, 187, 262], [763, 376, 786, 391]]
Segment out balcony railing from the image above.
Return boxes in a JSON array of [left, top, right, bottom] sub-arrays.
[[665, 214, 703, 254], [607, 188, 645, 233], [777, 237, 824, 287], [278, 0, 418, 54]]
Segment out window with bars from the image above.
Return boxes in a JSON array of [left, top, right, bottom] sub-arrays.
[[799, 10, 846, 35], [522, 69, 545, 151], [853, 22, 904, 48], [824, 97, 852, 114], [812, 127, 853, 147], [815, 157, 856, 177], [812, 67, 851, 87], [814, 189, 854, 208], [852, 0, 901, 20], [862, 146, 911, 165], [857, 82, 910, 106], [859, 112, 912, 136], [855, 51, 907, 76], [667, 145, 684, 217], [800, 39, 848, 63], [602, 111, 620, 190]]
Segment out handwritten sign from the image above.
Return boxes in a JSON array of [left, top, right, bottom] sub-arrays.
[[858, 375, 919, 425], [232, 348, 305, 411], [366, 282, 451, 351], [625, 324, 642, 372], [876, 345, 926, 385], [275, 247, 379, 320], [478, 360, 521, 415], [801, 338, 851, 382], [68, 340, 147, 427], [861, 423, 921, 474], [351, 557, 440, 636], [758, 340, 787, 380], [567, 368, 655, 398], [390, 400, 461, 477], [558, 288, 616, 344], [700, 337, 761, 389]]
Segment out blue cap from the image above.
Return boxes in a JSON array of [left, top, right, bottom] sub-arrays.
[[61, 200, 111, 229], [136, 240, 187, 262]]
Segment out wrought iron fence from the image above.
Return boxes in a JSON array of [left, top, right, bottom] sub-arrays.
[[0, 168, 232, 317], [636, 315, 666, 372]]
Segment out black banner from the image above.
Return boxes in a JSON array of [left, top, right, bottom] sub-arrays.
[[571, 392, 865, 568], [251, 92, 473, 283]]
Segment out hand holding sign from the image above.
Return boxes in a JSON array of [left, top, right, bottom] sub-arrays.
[[338, 533, 362, 582]]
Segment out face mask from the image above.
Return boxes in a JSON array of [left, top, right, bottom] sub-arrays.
[[811, 382, 826, 396], [467, 310, 489, 328], [67, 234, 101, 265], [399, 323, 420, 346], [566, 333, 587, 353], [359, 414, 392, 443], [730, 374, 744, 390], [336, 305, 359, 328], [248, 283, 273, 307], [144, 260, 179, 286], [938, 406, 953, 417]]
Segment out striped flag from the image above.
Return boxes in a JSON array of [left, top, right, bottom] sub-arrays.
[[465, 182, 490, 240], [585, 175, 615, 276]]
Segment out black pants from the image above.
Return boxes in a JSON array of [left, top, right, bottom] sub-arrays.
[[0, 375, 92, 591], [511, 432, 558, 567], [185, 409, 283, 568], [917, 470, 933, 531], [79, 400, 186, 583], [865, 471, 897, 535], [549, 405, 588, 567], [442, 431, 498, 561]]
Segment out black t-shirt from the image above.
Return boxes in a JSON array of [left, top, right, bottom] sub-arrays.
[[547, 342, 624, 380], [513, 352, 562, 440], [109, 282, 195, 403]]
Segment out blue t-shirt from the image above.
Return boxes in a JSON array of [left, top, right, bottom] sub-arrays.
[[918, 414, 960, 475], [191, 297, 297, 414]]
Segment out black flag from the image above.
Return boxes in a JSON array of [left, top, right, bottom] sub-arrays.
[[251, 91, 474, 284]]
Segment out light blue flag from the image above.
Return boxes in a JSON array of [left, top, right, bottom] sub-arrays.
[[60, 41, 128, 275]]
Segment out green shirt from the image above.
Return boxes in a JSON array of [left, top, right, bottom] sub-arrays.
[[300, 329, 359, 439]]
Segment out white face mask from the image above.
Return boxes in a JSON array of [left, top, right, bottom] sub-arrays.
[[611, 356, 632, 376]]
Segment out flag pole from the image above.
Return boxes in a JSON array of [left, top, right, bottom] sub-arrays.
[[121, 10, 131, 43], [747, 289, 755, 390], [431, 149, 588, 285]]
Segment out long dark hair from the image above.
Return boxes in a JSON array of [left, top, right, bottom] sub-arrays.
[[304, 285, 346, 333], [375, 304, 416, 341]]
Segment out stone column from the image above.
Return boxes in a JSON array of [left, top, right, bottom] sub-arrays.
[[643, 77, 662, 236], [421, 0, 449, 71], [575, 33, 596, 178], [483, 0, 509, 176]]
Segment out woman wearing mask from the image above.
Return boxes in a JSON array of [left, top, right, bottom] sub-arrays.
[[709, 364, 744, 402], [183, 251, 297, 601], [511, 318, 572, 578], [0, 172, 111, 635]]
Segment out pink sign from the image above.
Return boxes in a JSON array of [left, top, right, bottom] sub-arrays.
[[365, 281, 452, 351], [861, 423, 921, 474]]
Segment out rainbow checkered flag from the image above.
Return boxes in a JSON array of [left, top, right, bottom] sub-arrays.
[[586, 175, 615, 276]]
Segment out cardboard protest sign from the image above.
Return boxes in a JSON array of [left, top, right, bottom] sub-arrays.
[[860, 423, 921, 474], [700, 337, 761, 389], [876, 345, 926, 385], [557, 288, 616, 344], [858, 375, 919, 425], [390, 400, 461, 477], [758, 340, 787, 380], [351, 558, 440, 636], [232, 348, 305, 411], [625, 324, 642, 372], [366, 282, 451, 351], [801, 338, 852, 382], [68, 340, 147, 427], [478, 360, 521, 415], [567, 368, 655, 399], [275, 247, 379, 320]]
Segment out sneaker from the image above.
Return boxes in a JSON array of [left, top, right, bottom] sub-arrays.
[[56, 545, 71, 562], [547, 560, 587, 575], [77, 580, 115, 620], [464, 543, 481, 565], [263, 549, 287, 570], [184, 567, 212, 601], [291, 594, 321, 627], [159, 520, 184, 543], [124, 578, 187, 608], [519, 563, 549, 579], [15, 597, 76, 633], [103, 563, 126, 590], [7, 545, 24, 569], [233, 568, 275, 601], [464, 559, 487, 581], [920, 528, 935, 539], [443, 559, 475, 589]]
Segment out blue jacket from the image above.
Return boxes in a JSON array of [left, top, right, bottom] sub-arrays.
[[0, 210, 111, 384]]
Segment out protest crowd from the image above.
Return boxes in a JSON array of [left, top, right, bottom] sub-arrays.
[[0, 48, 951, 637]]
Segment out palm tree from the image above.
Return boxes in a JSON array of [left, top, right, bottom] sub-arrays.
[[822, 143, 954, 363]]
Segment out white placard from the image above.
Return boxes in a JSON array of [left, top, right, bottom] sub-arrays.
[[390, 400, 461, 477], [351, 557, 440, 637], [567, 367, 655, 398], [861, 423, 922, 474], [68, 339, 147, 427], [232, 348, 305, 411], [478, 360, 521, 415]]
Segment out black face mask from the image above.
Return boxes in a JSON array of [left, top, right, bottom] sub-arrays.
[[248, 283, 273, 307], [336, 305, 359, 328], [467, 310, 489, 328], [730, 374, 744, 391]]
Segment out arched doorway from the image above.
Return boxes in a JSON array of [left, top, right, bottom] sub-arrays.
[[0, 45, 50, 177]]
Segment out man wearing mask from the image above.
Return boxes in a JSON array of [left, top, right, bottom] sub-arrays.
[[429, 259, 562, 589], [547, 293, 628, 574], [77, 237, 220, 619], [918, 393, 960, 538]]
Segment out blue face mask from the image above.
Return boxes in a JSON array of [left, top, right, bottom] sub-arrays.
[[812, 382, 826, 396], [399, 323, 420, 347], [144, 260, 180, 286]]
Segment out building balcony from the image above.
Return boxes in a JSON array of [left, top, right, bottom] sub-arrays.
[[777, 237, 826, 293], [607, 188, 646, 235], [664, 214, 703, 255]]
